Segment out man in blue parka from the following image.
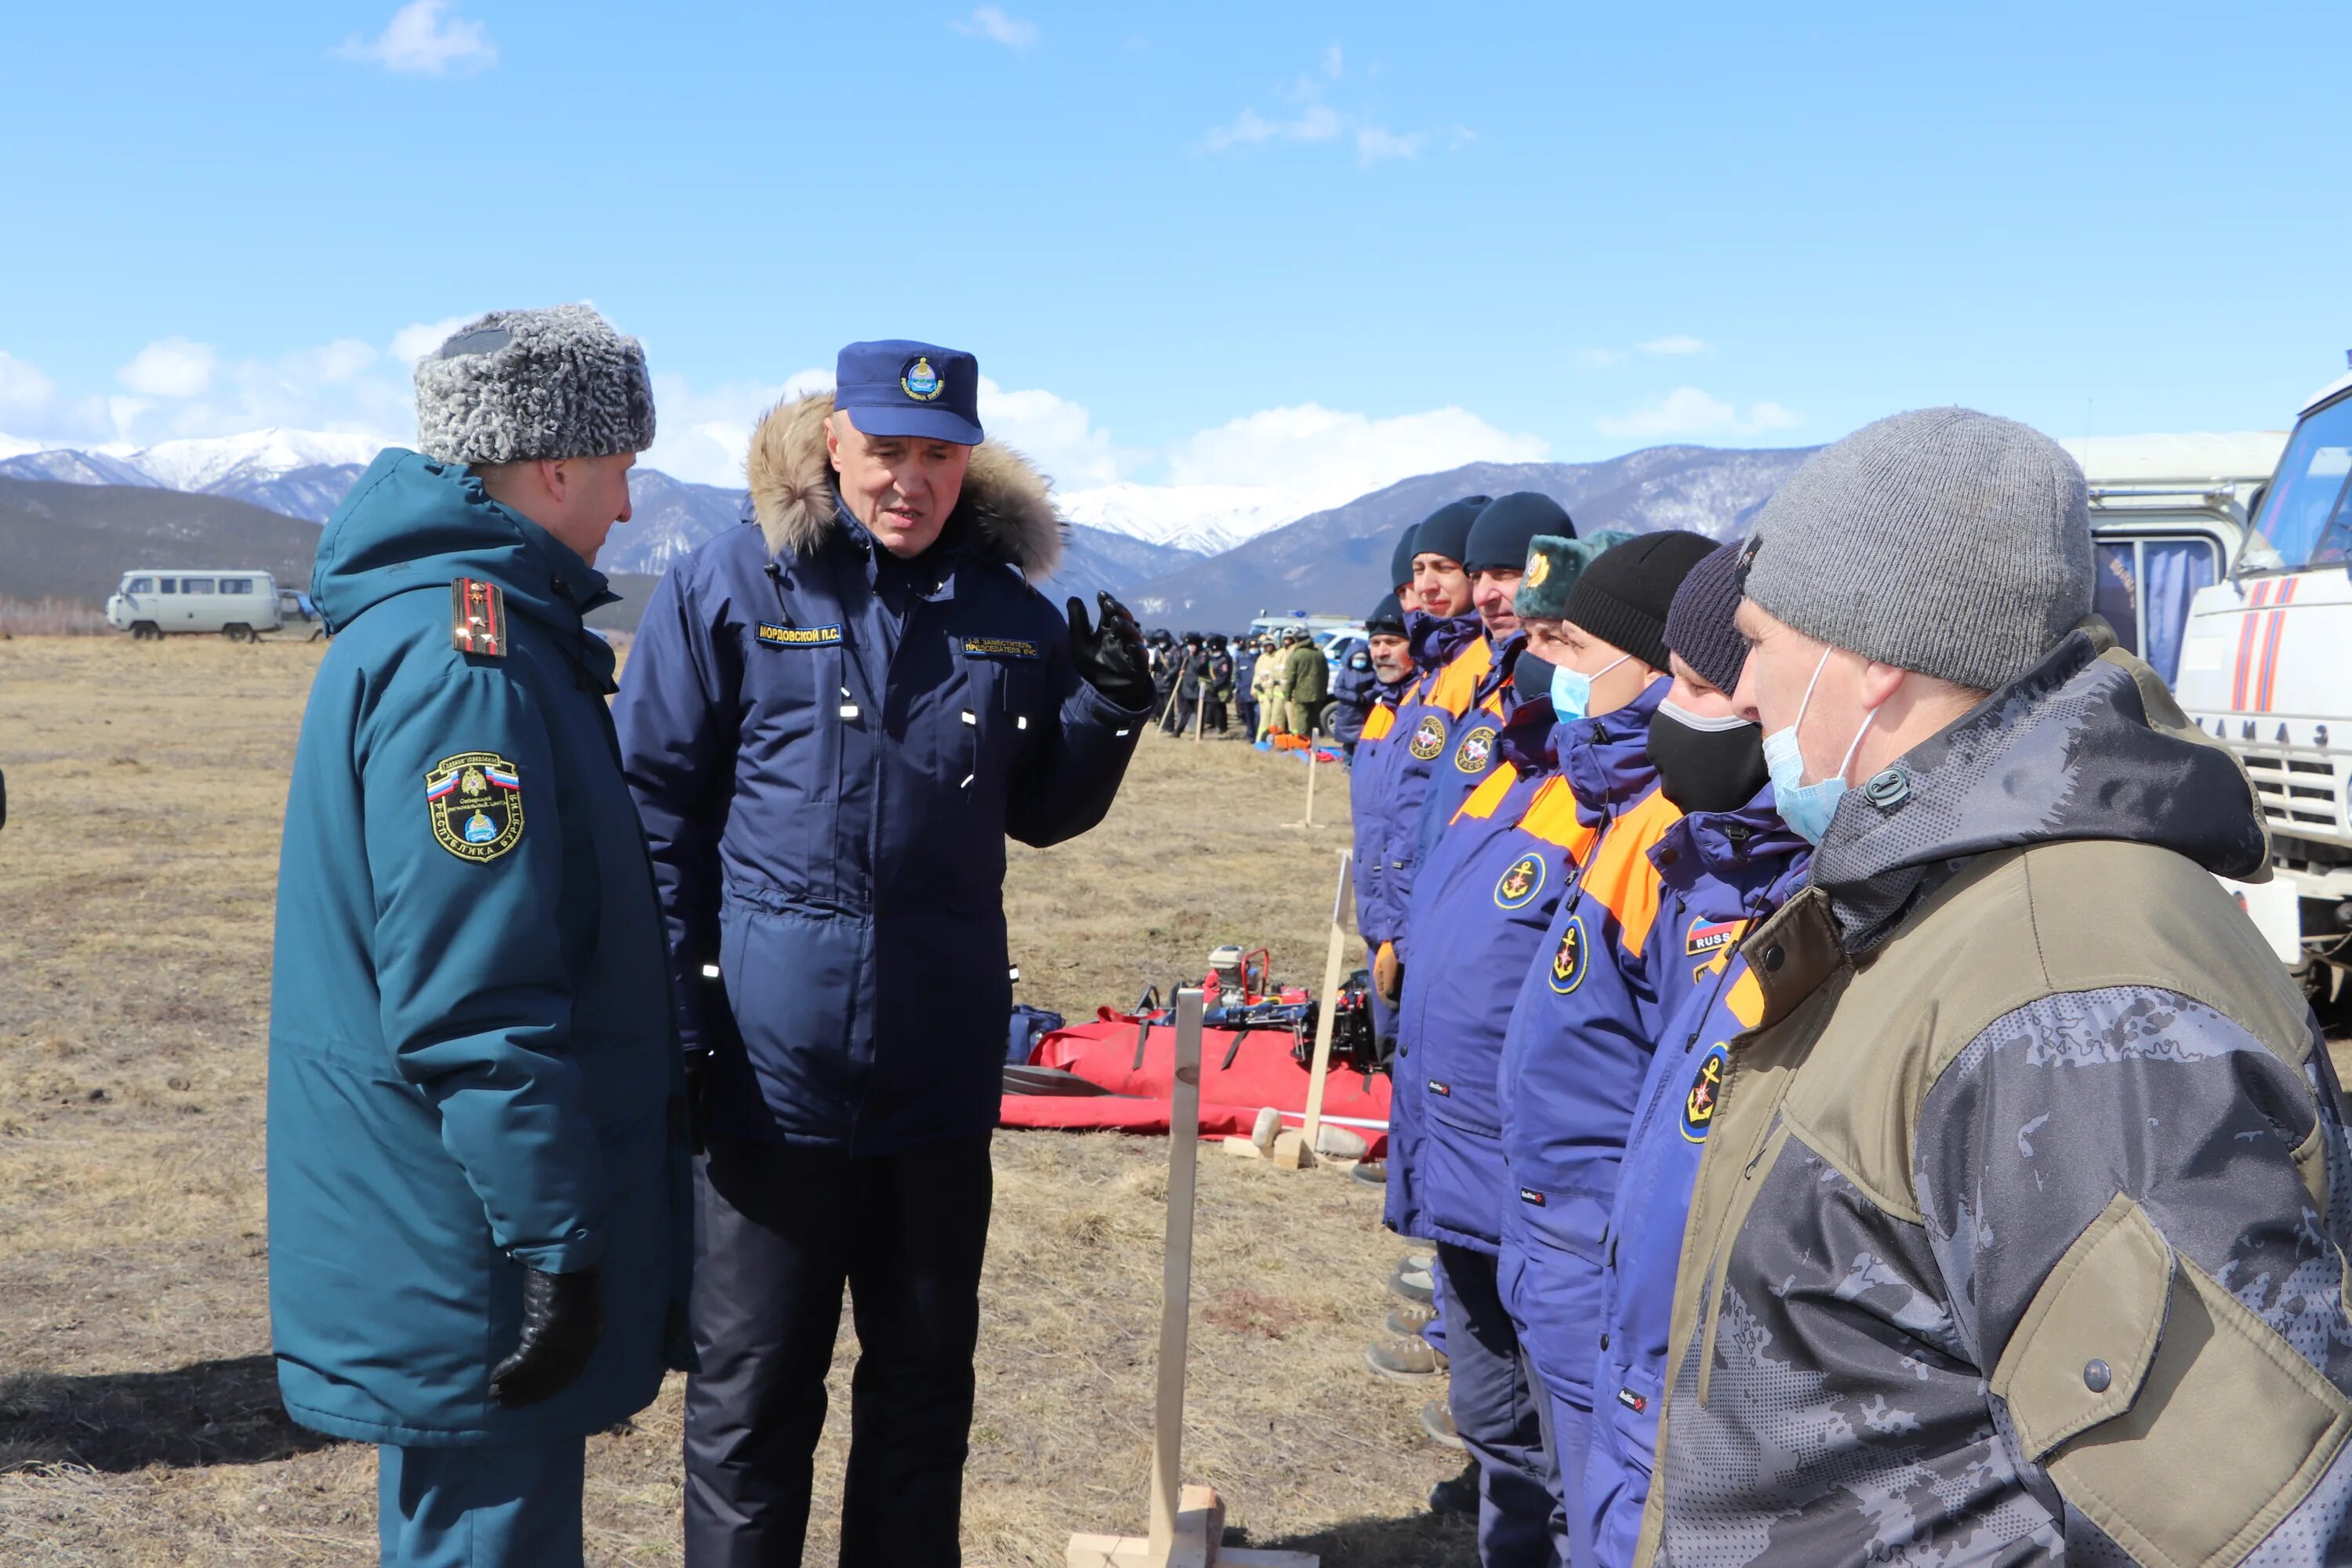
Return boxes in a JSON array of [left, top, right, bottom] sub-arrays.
[[1577, 544, 1804, 1568], [1493, 531, 1714, 1564], [1348, 532, 1419, 962], [614, 340, 1151, 1566], [269, 306, 690, 1567]]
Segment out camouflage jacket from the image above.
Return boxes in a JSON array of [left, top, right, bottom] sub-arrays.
[[1642, 630, 2352, 1567]]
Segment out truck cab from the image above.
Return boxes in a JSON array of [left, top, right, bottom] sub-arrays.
[[2170, 371, 2352, 994]]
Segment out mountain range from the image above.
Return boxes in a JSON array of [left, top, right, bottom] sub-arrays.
[[0, 427, 1819, 633]]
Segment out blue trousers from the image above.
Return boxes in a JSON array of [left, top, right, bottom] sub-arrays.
[[1374, 984, 1446, 1356], [1437, 1242, 1562, 1568], [377, 1439, 586, 1568]]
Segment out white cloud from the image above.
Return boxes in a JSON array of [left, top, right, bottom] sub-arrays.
[[0, 350, 55, 414], [1596, 387, 1800, 441], [1166, 403, 1548, 502], [1638, 335, 1708, 356], [118, 337, 217, 398], [337, 1, 496, 76], [390, 315, 473, 363], [1574, 348, 1629, 370], [949, 5, 1037, 49], [639, 370, 826, 488], [1203, 55, 1458, 166], [978, 379, 1121, 488]]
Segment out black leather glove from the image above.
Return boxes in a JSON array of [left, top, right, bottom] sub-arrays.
[[1066, 592, 1152, 711], [489, 1268, 604, 1409]]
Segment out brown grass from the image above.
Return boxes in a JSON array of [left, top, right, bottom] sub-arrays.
[[0, 599, 112, 636], [0, 637, 1468, 1566]]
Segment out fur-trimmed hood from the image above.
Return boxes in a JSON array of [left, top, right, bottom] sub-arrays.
[[745, 392, 1065, 580]]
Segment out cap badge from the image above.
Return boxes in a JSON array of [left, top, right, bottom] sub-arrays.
[[901, 356, 945, 402], [1524, 550, 1552, 589]]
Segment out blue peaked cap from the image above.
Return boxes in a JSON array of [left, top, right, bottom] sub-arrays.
[[834, 339, 982, 445]]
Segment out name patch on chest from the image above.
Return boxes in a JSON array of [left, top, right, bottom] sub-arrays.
[[757, 622, 841, 648], [962, 636, 1042, 660]]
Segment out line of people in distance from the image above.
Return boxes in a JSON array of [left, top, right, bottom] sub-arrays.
[[1346, 414, 2352, 1568]]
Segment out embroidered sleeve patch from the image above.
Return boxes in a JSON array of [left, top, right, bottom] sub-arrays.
[[962, 636, 1042, 660], [757, 622, 842, 648], [425, 751, 525, 862]]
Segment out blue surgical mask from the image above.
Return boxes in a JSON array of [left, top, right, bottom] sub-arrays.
[[1765, 648, 1878, 844], [1552, 652, 1630, 723]]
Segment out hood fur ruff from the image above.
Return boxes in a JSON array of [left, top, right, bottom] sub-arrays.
[[746, 392, 1065, 580]]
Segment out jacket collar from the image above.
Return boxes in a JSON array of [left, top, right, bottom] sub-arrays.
[[745, 391, 1064, 579], [1559, 677, 1668, 824], [1407, 607, 1484, 670], [1653, 783, 1813, 917]]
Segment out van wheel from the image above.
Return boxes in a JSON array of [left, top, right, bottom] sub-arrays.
[[223, 624, 252, 643], [130, 622, 161, 641]]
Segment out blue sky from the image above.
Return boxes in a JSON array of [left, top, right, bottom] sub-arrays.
[[3, 0, 2347, 491]]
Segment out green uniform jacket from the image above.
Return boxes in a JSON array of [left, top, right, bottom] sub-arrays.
[[267, 450, 691, 1446], [1281, 642, 1329, 704], [1643, 628, 2352, 1565]]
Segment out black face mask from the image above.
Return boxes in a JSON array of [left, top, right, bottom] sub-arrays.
[[1648, 701, 1768, 815]]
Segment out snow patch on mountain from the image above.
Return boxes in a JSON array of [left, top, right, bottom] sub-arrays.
[[1054, 482, 1308, 557], [128, 428, 392, 492]]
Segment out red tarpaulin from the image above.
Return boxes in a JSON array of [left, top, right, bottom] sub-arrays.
[[998, 1014, 1390, 1153]]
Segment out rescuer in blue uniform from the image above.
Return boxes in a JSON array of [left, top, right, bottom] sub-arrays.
[[615, 341, 1152, 1566], [269, 306, 689, 1568], [1576, 544, 1804, 1568], [1392, 531, 1624, 1567], [1492, 530, 1715, 1565]]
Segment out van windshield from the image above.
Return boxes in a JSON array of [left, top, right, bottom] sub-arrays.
[[2253, 394, 2352, 570]]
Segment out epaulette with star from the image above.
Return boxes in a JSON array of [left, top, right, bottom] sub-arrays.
[[452, 576, 506, 657]]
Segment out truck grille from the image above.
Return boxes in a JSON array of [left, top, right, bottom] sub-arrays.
[[2241, 749, 2345, 836]]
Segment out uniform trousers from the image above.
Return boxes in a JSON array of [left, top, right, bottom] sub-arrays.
[[1436, 1243, 1564, 1568], [1236, 693, 1258, 738], [684, 1131, 994, 1567], [377, 1438, 586, 1568]]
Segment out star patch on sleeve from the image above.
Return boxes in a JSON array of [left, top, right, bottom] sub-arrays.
[[424, 751, 525, 862]]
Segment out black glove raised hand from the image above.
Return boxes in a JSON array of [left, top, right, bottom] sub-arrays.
[[1066, 592, 1153, 711], [489, 1268, 604, 1409]]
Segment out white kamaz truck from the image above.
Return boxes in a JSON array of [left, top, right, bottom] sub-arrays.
[[2169, 367, 2352, 1017]]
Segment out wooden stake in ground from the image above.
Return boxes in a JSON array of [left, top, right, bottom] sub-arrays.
[[1192, 677, 1208, 743], [1066, 988, 1319, 1568], [1298, 851, 1354, 1157]]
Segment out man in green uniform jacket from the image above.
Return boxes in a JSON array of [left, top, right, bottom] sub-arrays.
[[268, 306, 691, 1568]]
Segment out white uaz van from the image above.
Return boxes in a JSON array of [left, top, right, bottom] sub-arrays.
[[106, 570, 286, 641]]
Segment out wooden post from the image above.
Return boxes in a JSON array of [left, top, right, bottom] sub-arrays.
[[1301, 742, 1316, 826], [1149, 988, 1206, 1555], [1192, 677, 1208, 743], [1299, 852, 1353, 1155]]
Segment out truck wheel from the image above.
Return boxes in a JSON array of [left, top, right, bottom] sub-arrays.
[[130, 622, 160, 641], [223, 623, 252, 643]]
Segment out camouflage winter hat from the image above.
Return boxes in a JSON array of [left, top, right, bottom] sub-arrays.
[[414, 304, 656, 466], [1514, 530, 1633, 622]]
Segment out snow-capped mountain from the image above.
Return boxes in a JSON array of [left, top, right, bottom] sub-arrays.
[[125, 428, 392, 493], [1054, 482, 1310, 557]]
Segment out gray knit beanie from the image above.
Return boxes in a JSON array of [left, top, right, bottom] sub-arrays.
[[1742, 407, 2091, 692], [414, 304, 656, 466]]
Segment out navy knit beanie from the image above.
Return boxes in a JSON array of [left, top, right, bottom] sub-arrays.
[[1366, 593, 1407, 637], [1561, 530, 1718, 673], [1465, 492, 1574, 573], [1388, 526, 1420, 593], [1664, 541, 1750, 695], [1410, 495, 1491, 570]]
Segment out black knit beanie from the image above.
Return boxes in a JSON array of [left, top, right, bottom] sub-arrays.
[[1465, 492, 1574, 573], [1388, 526, 1420, 593], [1365, 593, 1407, 637], [1560, 529, 1718, 673], [1663, 541, 1751, 695], [1410, 495, 1491, 570]]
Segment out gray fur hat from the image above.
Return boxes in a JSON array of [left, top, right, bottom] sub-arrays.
[[413, 304, 655, 465], [1742, 408, 2091, 692]]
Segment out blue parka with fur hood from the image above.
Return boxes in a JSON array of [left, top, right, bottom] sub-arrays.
[[268, 450, 691, 1446], [615, 394, 1145, 1153]]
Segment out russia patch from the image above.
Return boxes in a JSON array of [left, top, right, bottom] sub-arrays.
[[757, 622, 841, 648], [1519, 1187, 1547, 1207], [1617, 1388, 1648, 1414], [1428, 1080, 1451, 1097]]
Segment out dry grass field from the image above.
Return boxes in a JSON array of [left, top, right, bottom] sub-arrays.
[[0, 636, 1472, 1566]]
